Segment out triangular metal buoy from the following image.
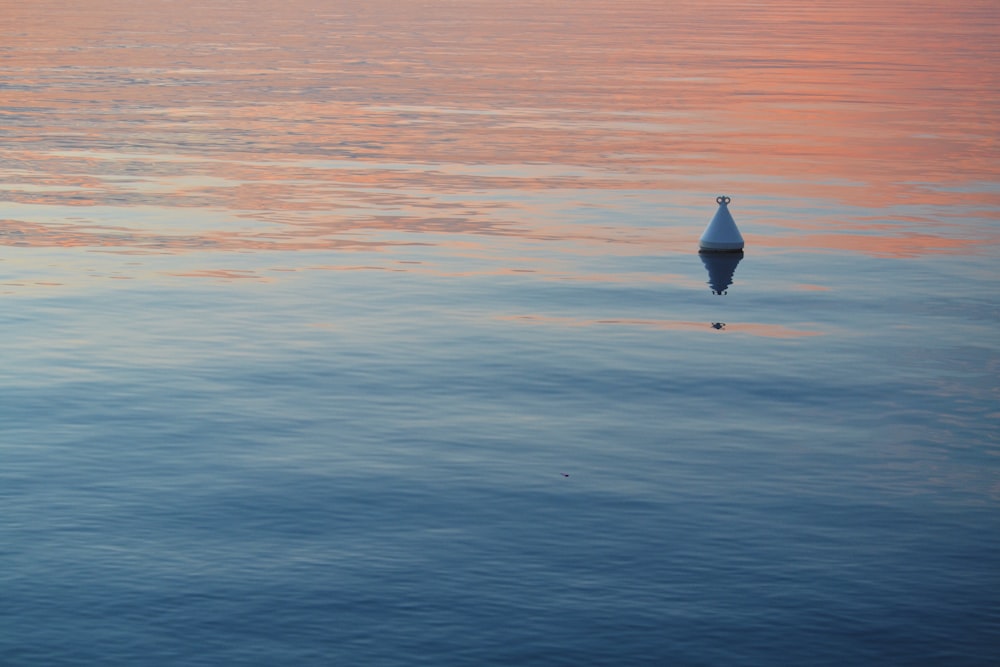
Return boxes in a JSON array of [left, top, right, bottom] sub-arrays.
[[699, 195, 744, 253]]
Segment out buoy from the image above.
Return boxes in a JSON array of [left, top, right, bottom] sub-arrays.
[[699, 195, 744, 253]]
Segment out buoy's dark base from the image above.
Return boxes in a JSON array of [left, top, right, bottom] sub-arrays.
[[699, 248, 744, 254]]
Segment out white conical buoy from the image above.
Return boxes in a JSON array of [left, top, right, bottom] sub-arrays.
[[699, 195, 744, 253]]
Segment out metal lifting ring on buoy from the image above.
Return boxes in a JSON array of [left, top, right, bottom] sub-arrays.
[[716, 195, 731, 205]]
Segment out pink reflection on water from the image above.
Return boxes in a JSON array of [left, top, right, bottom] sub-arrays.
[[499, 314, 823, 339], [0, 0, 996, 272], [755, 231, 981, 259], [166, 269, 272, 282]]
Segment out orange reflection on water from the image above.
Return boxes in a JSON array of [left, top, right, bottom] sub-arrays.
[[499, 315, 822, 339], [0, 0, 997, 269], [755, 231, 981, 259], [167, 269, 268, 280]]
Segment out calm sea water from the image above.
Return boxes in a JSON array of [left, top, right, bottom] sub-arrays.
[[2, 1, 998, 665]]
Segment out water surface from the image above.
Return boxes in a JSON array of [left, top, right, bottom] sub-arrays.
[[1, 1, 998, 665]]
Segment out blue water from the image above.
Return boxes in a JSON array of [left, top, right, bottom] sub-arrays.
[[2, 1, 998, 665]]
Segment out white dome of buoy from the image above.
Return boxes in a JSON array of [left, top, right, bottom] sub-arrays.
[[699, 195, 744, 253]]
